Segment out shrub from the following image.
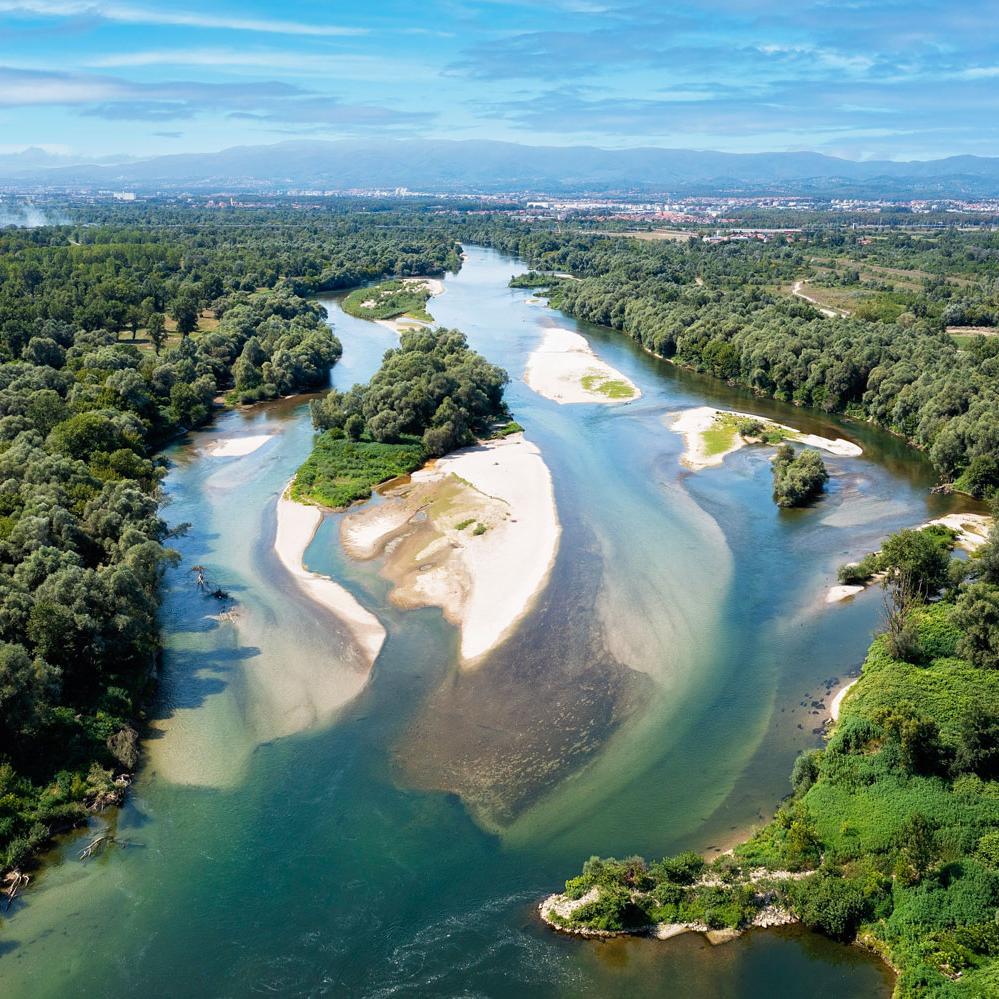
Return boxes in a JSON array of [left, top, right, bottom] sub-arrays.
[[790, 873, 873, 940], [771, 444, 829, 508], [791, 750, 822, 795]]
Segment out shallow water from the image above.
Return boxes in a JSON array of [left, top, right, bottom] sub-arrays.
[[2, 246, 970, 996]]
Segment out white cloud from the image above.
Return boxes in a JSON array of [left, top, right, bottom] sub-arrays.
[[0, 0, 366, 36]]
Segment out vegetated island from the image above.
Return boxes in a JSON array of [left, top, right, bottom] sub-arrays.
[[290, 327, 559, 665], [525, 327, 641, 404], [771, 443, 829, 508], [542, 518, 999, 997], [668, 406, 862, 472], [341, 277, 444, 334]]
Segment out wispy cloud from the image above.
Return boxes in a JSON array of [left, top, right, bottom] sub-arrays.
[[0, 65, 433, 131], [0, 1, 366, 36], [85, 48, 439, 82]]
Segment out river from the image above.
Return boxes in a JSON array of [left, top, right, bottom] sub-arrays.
[[3, 245, 972, 996]]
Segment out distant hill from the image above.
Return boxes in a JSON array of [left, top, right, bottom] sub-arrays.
[[5, 140, 999, 198]]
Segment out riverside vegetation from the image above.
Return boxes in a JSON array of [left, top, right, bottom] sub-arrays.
[[0, 210, 461, 875], [548, 516, 999, 996], [469, 221, 999, 498], [292, 327, 509, 509]]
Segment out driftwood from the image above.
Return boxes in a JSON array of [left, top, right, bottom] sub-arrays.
[[2, 870, 29, 911], [192, 565, 229, 600], [79, 834, 115, 862]]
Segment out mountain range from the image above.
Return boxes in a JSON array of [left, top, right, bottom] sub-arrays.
[[4, 140, 999, 198]]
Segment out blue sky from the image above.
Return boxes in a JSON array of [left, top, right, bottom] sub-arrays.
[[1, 0, 997, 160]]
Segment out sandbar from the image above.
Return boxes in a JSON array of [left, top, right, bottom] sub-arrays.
[[525, 328, 640, 405], [922, 512, 992, 551], [341, 433, 561, 665], [667, 406, 862, 472], [206, 434, 274, 457], [274, 484, 386, 665]]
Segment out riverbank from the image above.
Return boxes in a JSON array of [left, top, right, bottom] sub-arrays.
[[668, 406, 862, 471], [274, 484, 386, 666], [525, 327, 641, 404], [340, 433, 560, 664]]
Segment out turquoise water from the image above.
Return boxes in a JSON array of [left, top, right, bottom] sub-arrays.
[[2, 246, 970, 996]]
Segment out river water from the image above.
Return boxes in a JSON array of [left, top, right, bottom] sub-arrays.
[[2, 246, 971, 996]]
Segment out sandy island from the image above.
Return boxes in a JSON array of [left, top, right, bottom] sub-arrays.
[[668, 405, 862, 472], [206, 434, 274, 457], [375, 277, 446, 335], [525, 328, 641, 405], [274, 485, 386, 665], [340, 433, 560, 665]]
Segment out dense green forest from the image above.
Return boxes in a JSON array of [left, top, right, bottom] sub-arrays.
[[550, 520, 999, 996], [295, 327, 509, 508], [0, 214, 460, 873], [466, 221, 999, 497]]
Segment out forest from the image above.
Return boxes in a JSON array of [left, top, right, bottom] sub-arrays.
[[0, 212, 460, 873], [465, 220, 999, 497]]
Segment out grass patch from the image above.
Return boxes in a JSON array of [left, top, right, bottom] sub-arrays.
[[291, 433, 424, 509], [490, 420, 524, 439], [581, 372, 635, 399], [702, 414, 740, 456], [342, 279, 434, 322], [472, 522, 488, 536], [454, 518, 475, 531]]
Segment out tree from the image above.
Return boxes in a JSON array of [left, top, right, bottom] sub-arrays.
[[171, 289, 200, 338], [344, 413, 364, 441], [881, 569, 922, 662], [895, 812, 938, 884], [147, 312, 167, 355], [879, 527, 953, 598], [771, 444, 829, 508], [954, 583, 999, 669], [954, 699, 999, 778]]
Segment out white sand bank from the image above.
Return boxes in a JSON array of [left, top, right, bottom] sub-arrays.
[[922, 512, 992, 551], [341, 434, 561, 665], [668, 406, 862, 472], [826, 584, 866, 604], [274, 486, 386, 665], [206, 434, 274, 457], [830, 677, 860, 721], [525, 328, 640, 405]]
